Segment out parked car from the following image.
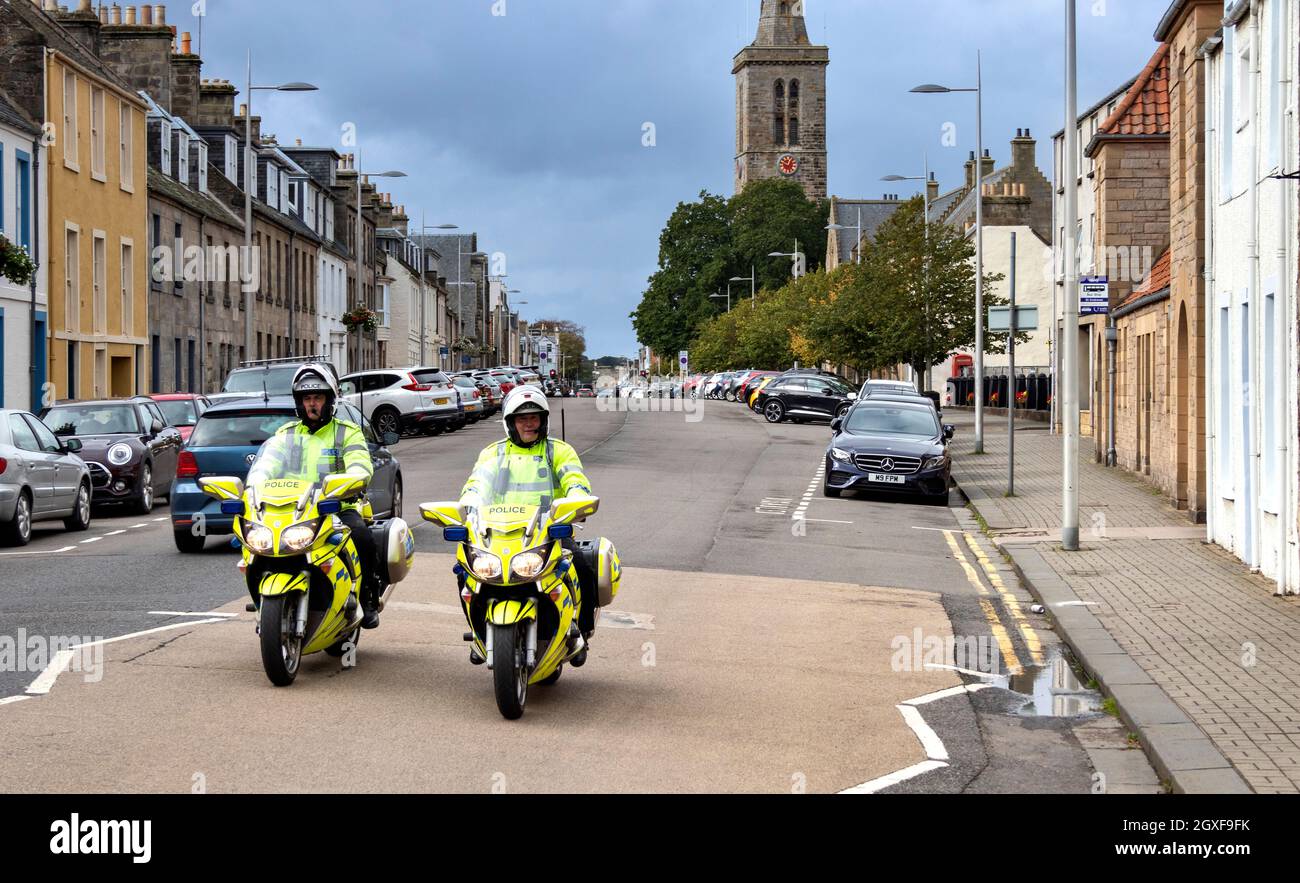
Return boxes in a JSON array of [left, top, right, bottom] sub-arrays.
[[754, 375, 858, 424], [824, 399, 954, 504], [340, 368, 460, 437], [0, 409, 93, 545], [487, 369, 518, 397], [454, 371, 502, 415], [209, 357, 340, 405], [149, 393, 211, 442], [170, 397, 403, 553], [40, 397, 183, 514], [577, 386, 595, 398], [737, 371, 779, 404], [860, 379, 919, 398], [449, 375, 486, 422], [864, 391, 943, 421]]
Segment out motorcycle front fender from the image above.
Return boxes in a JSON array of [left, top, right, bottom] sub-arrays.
[[259, 571, 310, 598], [486, 597, 538, 627]]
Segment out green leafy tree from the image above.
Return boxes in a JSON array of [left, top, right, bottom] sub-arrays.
[[729, 178, 829, 291]]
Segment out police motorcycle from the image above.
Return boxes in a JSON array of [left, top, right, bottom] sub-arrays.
[[197, 432, 415, 686], [421, 485, 621, 720]]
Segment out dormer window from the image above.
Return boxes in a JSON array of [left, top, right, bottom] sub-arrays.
[[160, 120, 172, 175], [266, 162, 279, 207], [197, 142, 208, 192], [224, 134, 238, 182], [280, 170, 290, 214], [177, 129, 189, 186]]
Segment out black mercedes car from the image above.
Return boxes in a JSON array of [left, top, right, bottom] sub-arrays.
[[40, 397, 183, 514], [824, 399, 954, 504]]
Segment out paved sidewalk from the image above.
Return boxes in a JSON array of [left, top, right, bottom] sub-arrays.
[[947, 409, 1300, 794]]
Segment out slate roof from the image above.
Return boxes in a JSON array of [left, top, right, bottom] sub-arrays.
[[148, 167, 245, 230], [0, 85, 39, 135], [1053, 76, 1140, 139], [828, 199, 904, 264], [941, 166, 1011, 232], [926, 185, 966, 225]]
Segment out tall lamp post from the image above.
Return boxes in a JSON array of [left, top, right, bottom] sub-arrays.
[[414, 219, 457, 366], [242, 56, 316, 362], [884, 156, 933, 392], [353, 168, 405, 370], [825, 206, 863, 265], [912, 52, 985, 453], [768, 240, 804, 279], [710, 290, 732, 312], [1061, 0, 1081, 550], [730, 271, 756, 308]]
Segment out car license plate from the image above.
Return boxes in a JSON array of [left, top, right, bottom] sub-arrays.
[[435, 398, 449, 405], [867, 473, 905, 485]]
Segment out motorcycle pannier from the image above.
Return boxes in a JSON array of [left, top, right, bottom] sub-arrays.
[[594, 537, 621, 608], [370, 517, 416, 585]]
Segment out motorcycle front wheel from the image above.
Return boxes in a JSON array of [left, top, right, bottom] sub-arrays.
[[260, 595, 303, 687], [491, 622, 528, 720]]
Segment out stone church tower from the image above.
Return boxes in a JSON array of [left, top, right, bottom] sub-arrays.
[[733, 0, 829, 200]]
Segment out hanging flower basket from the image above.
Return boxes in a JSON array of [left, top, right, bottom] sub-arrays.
[[451, 336, 481, 355], [1016, 390, 1029, 407], [0, 235, 36, 287], [966, 392, 975, 404], [341, 305, 378, 333]]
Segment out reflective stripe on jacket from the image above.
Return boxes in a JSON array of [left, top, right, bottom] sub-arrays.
[[460, 437, 591, 508], [263, 419, 373, 510]]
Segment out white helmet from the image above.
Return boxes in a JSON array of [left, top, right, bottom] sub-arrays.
[[501, 386, 550, 446]]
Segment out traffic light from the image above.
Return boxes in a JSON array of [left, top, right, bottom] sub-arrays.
[[550, 369, 557, 379], [640, 370, 648, 378]]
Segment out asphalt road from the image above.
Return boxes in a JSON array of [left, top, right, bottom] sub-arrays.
[[0, 396, 1132, 793]]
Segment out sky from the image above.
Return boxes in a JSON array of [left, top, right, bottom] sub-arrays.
[[188, 0, 1175, 359]]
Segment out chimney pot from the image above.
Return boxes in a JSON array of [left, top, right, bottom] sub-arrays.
[[180, 30, 191, 53], [239, 102, 247, 117], [155, 3, 165, 24], [124, 6, 135, 24], [98, 5, 108, 22], [140, 4, 152, 25], [110, 4, 120, 23], [76, 0, 90, 12]]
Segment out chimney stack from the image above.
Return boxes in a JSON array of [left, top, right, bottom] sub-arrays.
[[964, 150, 976, 189], [1011, 127, 1037, 171], [980, 148, 995, 182], [926, 170, 939, 204]]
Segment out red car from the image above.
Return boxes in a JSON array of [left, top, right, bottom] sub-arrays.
[[149, 394, 212, 443]]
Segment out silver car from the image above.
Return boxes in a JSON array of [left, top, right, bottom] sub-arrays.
[[0, 409, 93, 546]]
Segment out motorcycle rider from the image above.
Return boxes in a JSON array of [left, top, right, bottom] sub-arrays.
[[459, 386, 598, 641], [249, 365, 383, 629]]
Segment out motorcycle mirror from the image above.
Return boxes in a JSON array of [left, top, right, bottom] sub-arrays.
[[198, 476, 245, 501], [321, 473, 364, 501], [420, 501, 467, 526]]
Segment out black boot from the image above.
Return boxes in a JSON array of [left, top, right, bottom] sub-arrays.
[[361, 582, 380, 630]]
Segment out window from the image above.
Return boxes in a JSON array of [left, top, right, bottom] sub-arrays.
[[1262, 290, 1278, 509], [120, 241, 134, 335], [197, 142, 208, 192], [1221, 27, 1235, 197], [118, 100, 133, 190], [16, 151, 31, 253], [177, 129, 189, 186], [174, 222, 184, 289], [773, 80, 785, 145], [8, 415, 39, 452], [788, 79, 800, 145], [92, 234, 106, 335], [67, 341, 77, 399], [224, 134, 238, 182], [281, 171, 290, 214], [65, 227, 80, 332], [63, 70, 79, 169], [1268, 0, 1283, 169], [266, 162, 279, 207], [0, 144, 5, 236], [160, 119, 172, 176], [173, 338, 182, 391], [1234, 34, 1251, 134]]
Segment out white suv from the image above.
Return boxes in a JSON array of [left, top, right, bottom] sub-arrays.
[[339, 369, 460, 437]]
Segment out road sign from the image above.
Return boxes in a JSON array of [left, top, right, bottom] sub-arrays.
[[679, 351, 688, 372], [439, 346, 449, 356], [1080, 276, 1110, 315], [988, 305, 1039, 332]]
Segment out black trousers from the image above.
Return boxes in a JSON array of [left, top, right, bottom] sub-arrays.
[[340, 509, 379, 607]]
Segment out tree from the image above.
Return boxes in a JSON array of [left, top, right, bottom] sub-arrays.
[[729, 177, 829, 291]]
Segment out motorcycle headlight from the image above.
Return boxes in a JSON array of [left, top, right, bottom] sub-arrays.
[[470, 550, 503, 581], [830, 447, 852, 461], [107, 443, 133, 466], [923, 455, 949, 470], [281, 522, 319, 552], [511, 551, 547, 580], [244, 524, 274, 554]]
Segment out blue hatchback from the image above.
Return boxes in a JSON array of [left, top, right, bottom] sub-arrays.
[[170, 397, 404, 552]]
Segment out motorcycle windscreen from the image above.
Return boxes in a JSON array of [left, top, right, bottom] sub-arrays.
[[245, 432, 338, 502]]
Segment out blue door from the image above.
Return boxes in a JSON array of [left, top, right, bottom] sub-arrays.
[[32, 312, 46, 411], [0, 307, 5, 408]]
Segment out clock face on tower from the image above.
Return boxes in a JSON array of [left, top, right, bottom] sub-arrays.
[[778, 154, 799, 176]]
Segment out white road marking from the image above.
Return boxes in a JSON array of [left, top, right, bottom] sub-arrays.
[[908, 682, 995, 703], [1, 695, 34, 706], [0, 546, 76, 557], [799, 518, 853, 524], [148, 611, 240, 618], [898, 703, 948, 761], [152, 517, 168, 522], [25, 650, 75, 695], [839, 760, 949, 795], [911, 526, 959, 533], [103, 530, 126, 537], [80, 537, 103, 544], [129, 523, 148, 529]]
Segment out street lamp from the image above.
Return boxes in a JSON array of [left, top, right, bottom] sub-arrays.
[[768, 239, 804, 279], [1061, 0, 1081, 550], [710, 291, 731, 312], [413, 220, 457, 367], [883, 158, 933, 392], [730, 272, 756, 308], [825, 208, 863, 265], [352, 168, 405, 370], [242, 53, 317, 362], [912, 53, 986, 453]]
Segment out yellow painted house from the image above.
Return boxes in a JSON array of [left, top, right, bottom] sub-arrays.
[[45, 50, 149, 401]]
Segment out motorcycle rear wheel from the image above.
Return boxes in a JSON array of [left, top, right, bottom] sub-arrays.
[[491, 623, 528, 720], [260, 596, 302, 687]]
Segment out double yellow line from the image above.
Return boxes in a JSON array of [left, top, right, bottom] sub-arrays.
[[942, 531, 1044, 675]]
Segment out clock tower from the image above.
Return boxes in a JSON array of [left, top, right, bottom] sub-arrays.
[[733, 0, 828, 200]]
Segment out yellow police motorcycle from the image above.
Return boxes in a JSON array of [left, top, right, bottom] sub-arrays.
[[421, 493, 621, 720], [197, 433, 414, 687]]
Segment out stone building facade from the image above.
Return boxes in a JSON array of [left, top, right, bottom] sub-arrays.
[[1087, 43, 1174, 489], [733, 0, 828, 200]]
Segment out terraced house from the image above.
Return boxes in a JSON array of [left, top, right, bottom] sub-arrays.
[[0, 84, 46, 411], [0, 0, 151, 401]]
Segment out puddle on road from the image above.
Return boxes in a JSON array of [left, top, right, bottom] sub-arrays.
[[993, 653, 1102, 717]]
